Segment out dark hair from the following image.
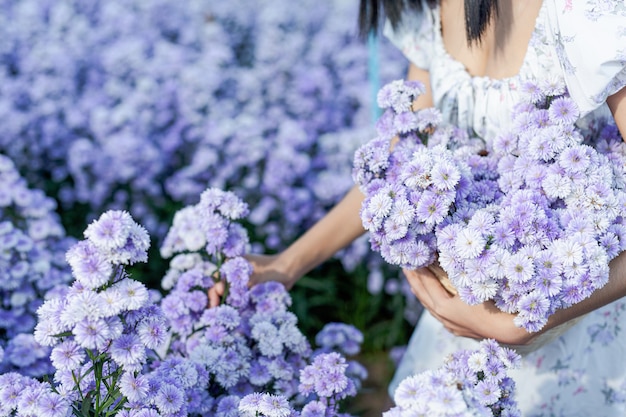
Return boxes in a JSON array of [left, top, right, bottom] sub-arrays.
[[464, 0, 498, 43], [358, 0, 498, 44]]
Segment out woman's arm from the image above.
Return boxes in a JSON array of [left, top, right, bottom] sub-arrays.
[[207, 64, 434, 306], [250, 63, 435, 286], [405, 85, 626, 345]]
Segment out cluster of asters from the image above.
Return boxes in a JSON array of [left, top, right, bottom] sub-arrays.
[[0, 154, 75, 377], [0, 192, 366, 416], [437, 80, 626, 331], [239, 351, 359, 417], [0, 210, 206, 417], [385, 339, 521, 417], [158, 188, 365, 416], [352, 80, 496, 270]]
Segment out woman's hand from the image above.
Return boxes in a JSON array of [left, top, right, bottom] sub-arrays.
[[403, 266, 537, 346], [207, 253, 297, 308]]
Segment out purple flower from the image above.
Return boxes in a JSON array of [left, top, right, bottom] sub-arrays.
[[119, 372, 150, 403], [414, 192, 449, 226], [154, 384, 185, 415], [549, 96, 579, 126], [474, 379, 501, 406], [216, 395, 240, 417], [110, 334, 146, 371], [300, 400, 326, 417], [315, 323, 363, 356], [37, 391, 70, 417], [394, 111, 419, 133], [84, 210, 134, 251], [49, 340, 84, 372], [258, 394, 292, 417]]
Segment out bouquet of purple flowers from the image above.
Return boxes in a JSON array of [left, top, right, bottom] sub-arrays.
[[384, 339, 521, 417], [352, 80, 495, 270], [355, 78, 626, 333], [437, 82, 626, 331]]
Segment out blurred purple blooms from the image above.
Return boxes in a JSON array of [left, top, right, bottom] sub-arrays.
[[0, 0, 405, 260], [0, 154, 75, 377]]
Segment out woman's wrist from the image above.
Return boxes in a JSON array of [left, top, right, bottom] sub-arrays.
[[273, 249, 305, 287]]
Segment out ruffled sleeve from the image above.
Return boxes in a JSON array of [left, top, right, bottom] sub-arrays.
[[546, 0, 626, 116], [382, 0, 437, 70]]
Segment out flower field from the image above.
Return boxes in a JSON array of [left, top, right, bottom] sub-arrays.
[[0, 0, 418, 415], [5, 0, 623, 415]]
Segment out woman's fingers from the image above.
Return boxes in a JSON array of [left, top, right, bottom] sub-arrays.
[[403, 267, 435, 309], [207, 281, 225, 308]]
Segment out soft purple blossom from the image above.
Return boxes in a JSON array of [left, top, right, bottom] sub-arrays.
[[119, 372, 150, 403], [49, 340, 84, 372]]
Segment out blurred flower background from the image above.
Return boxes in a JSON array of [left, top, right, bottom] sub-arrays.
[[0, 0, 418, 414]]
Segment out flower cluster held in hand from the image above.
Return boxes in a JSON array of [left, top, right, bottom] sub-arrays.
[[159, 188, 366, 416], [437, 81, 626, 331], [385, 339, 521, 417], [352, 80, 494, 270]]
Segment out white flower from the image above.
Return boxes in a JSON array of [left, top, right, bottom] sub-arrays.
[[467, 351, 488, 373], [506, 252, 535, 283], [454, 228, 485, 259], [470, 279, 498, 303], [543, 173, 572, 199], [554, 238, 583, 267], [114, 278, 149, 310], [99, 287, 125, 317], [60, 290, 106, 326], [390, 198, 415, 226], [487, 248, 511, 279], [368, 191, 393, 219]]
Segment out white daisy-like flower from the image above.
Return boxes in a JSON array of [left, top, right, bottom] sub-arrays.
[[430, 160, 461, 191], [506, 252, 535, 283], [60, 290, 106, 326], [368, 191, 393, 219], [542, 172, 572, 199], [99, 287, 125, 317], [554, 238, 583, 267], [467, 351, 488, 373], [114, 278, 149, 311], [454, 228, 485, 259], [470, 279, 498, 303], [390, 198, 415, 226]]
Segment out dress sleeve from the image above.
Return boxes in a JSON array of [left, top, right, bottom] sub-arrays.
[[382, 0, 437, 71], [546, 0, 626, 116]]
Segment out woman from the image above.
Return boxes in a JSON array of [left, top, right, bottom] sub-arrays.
[[211, 0, 626, 414]]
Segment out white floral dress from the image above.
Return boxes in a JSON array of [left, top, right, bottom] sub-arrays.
[[384, 1, 626, 416]]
